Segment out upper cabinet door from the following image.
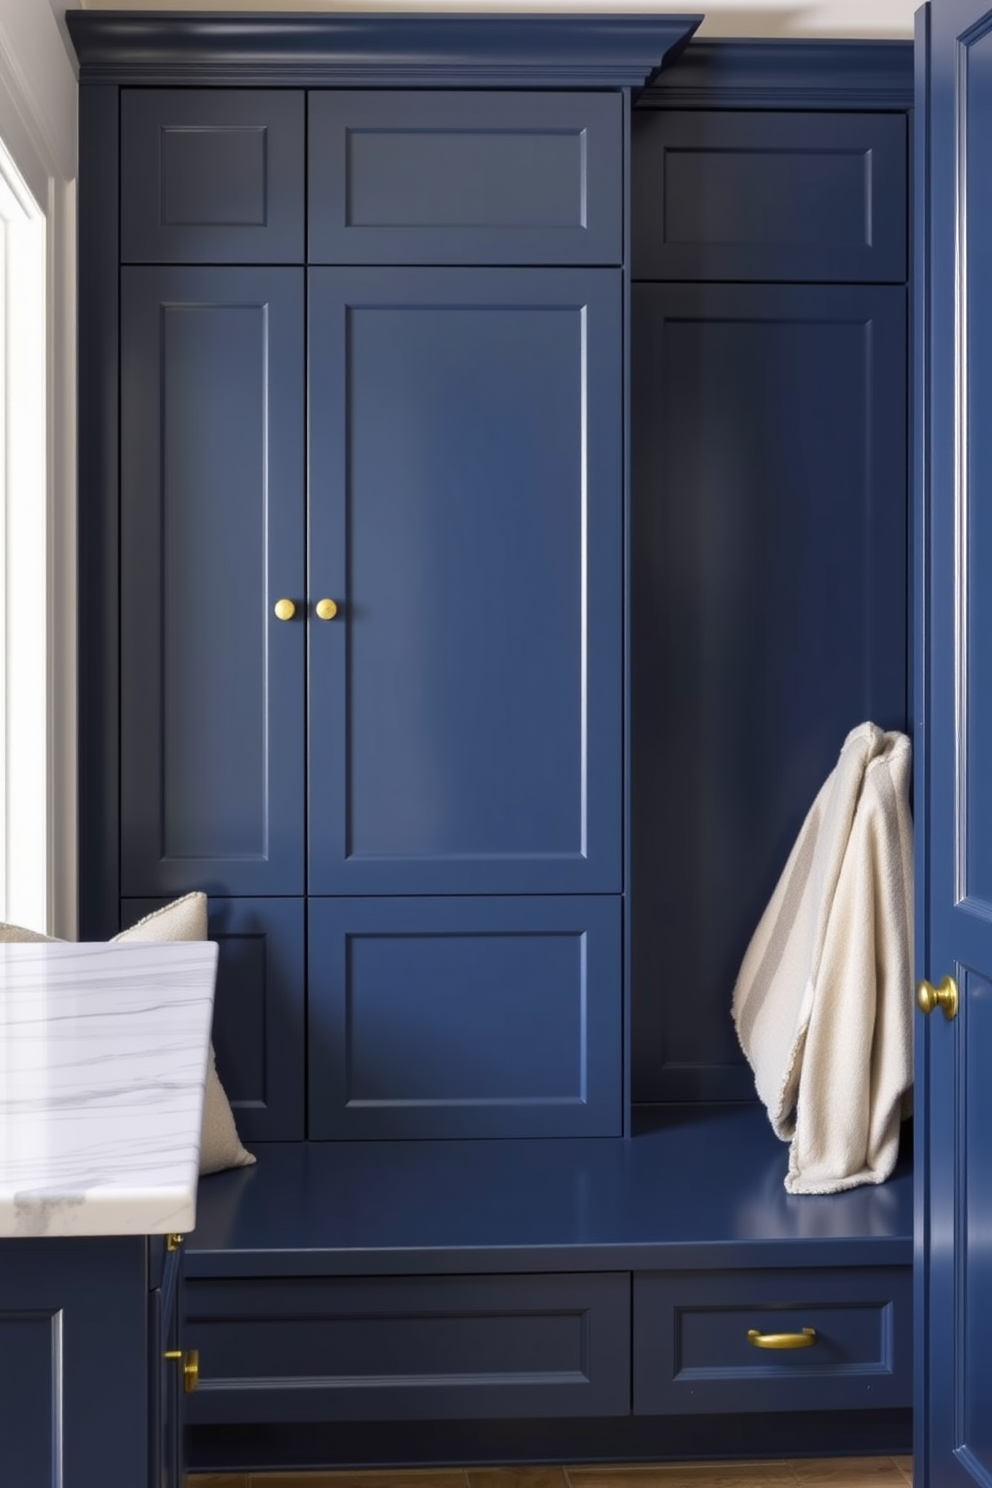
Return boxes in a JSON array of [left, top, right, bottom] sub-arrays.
[[121, 90, 305, 263], [307, 266, 622, 896], [120, 267, 305, 897], [918, 3, 992, 1485], [308, 91, 622, 265], [632, 111, 907, 283]]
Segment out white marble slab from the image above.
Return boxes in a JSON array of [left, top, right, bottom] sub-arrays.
[[0, 939, 218, 1237]]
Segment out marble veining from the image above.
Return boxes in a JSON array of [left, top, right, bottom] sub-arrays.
[[0, 940, 217, 1237]]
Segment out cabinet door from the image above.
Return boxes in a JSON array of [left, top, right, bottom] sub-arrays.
[[120, 268, 305, 898], [918, 3, 992, 1485], [0, 1238, 149, 1488], [308, 895, 622, 1138], [308, 267, 622, 896], [631, 281, 908, 1103]]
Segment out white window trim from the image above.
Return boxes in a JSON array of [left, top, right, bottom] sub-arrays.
[[0, 16, 76, 938]]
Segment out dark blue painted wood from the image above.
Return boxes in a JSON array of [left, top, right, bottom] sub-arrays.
[[918, 5, 992, 1485], [185, 1272, 630, 1423], [184, 1105, 912, 1277], [123, 897, 305, 1141], [0, 1238, 149, 1488], [121, 90, 304, 264], [638, 38, 914, 109], [307, 896, 621, 1140], [308, 267, 622, 897], [309, 92, 621, 266], [632, 111, 907, 282], [633, 1267, 912, 1415], [190, 1409, 912, 1474], [631, 282, 908, 1103], [150, 1245, 184, 1488], [119, 267, 305, 899], [77, 84, 120, 940], [66, 13, 703, 90]]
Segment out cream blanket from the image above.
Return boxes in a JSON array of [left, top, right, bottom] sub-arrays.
[[731, 722, 914, 1195]]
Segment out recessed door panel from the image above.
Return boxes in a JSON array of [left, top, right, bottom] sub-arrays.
[[308, 895, 621, 1138], [308, 268, 622, 896], [120, 268, 305, 897]]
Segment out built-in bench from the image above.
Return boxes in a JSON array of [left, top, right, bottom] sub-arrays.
[[185, 1104, 913, 1474]]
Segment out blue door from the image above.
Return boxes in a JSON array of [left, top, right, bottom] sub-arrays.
[[917, 3, 992, 1483], [307, 267, 623, 896], [120, 268, 306, 899]]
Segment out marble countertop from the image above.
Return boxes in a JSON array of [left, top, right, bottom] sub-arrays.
[[0, 939, 218, 1238]]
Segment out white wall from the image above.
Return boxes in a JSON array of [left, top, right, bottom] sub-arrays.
[[67, 0, 917, 40]]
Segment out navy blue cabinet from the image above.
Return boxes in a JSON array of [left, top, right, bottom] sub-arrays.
[[307, 266, 622, 898], [120, 267, 306, 900], [116, 93, 625, 1141], [121, 90, 305, 264], [0, 1237, 152, 1488], [308, 895, 622, 1138], [309, 91, 622, 265]]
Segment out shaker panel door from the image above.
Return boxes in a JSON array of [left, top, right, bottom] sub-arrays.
[[120, 268, 305, 898], [308, 895, 622, 1139], [918, 5, 992, 1486], [307, 267, 623, 896]]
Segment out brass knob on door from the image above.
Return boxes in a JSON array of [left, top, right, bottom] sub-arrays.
[[163, 1348, 200, 1393], [917, 975, 958, 1020], [273, 598, 297, 621], [747, 1328, 817, 1350], [315, 598, 339, 621]]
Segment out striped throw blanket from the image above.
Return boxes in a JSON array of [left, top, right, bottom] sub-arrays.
[[731, 722, 914, 1195]]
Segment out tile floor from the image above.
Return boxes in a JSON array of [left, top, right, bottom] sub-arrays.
[[191, 1455, 913, 1488]]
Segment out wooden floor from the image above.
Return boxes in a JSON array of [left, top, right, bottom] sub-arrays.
[[192, 1457, 913, 1488]]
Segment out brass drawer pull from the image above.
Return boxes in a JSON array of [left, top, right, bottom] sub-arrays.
[[163, 1348, 200, 1392], [747, 1327, 817, 1350]]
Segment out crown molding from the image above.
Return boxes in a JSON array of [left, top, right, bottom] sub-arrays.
[[637, 37, 914, 110], [67, 11, 704, 90]]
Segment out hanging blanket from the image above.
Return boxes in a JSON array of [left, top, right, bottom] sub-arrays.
[[731, 722, 914, 1195]]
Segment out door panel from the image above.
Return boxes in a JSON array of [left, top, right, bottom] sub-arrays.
[[308, 895, 622, 1138], [308, 267, 622, 896], [120, 268, 305, 898], [919, 4, 992, 1485]]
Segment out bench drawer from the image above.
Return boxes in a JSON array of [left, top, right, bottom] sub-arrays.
[[186, 1272, 630, 1424], [633, 1267, 912, 1415], [309, 91, 622, 265]]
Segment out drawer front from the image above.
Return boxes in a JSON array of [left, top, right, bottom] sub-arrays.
[[633, 1267, 912, 1415], [632, 111, 907, 283], [309, 91, 622, 264], [121, 90, 305, 263], [186, 1273, 630, 1423]]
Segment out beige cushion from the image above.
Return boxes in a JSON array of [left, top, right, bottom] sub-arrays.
[[0, 893, 255, 1176]]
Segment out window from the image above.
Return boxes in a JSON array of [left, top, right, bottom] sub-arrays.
[[0, 139, 47, 930]]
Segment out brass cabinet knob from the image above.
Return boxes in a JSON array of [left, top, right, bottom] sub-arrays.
[[747, 1328, 817, 1350], [273, 598, 297, 621], [163, 1348, 200, 1393], [315, 598, 339, 621], [917, 975, 958, 1020]]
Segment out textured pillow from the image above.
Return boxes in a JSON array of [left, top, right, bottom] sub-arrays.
[[112, 893, 255, 1176], [0, 893, 254, 1176]]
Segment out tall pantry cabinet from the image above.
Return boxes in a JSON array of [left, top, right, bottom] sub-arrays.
[[76, 16, 703, 1143]]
